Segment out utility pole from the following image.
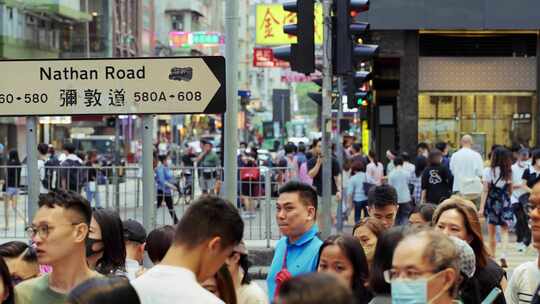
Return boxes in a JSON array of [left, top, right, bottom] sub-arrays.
[[336, 77, 344, 232], [224, 0, 240, 204], [320, 0, 333, 239]]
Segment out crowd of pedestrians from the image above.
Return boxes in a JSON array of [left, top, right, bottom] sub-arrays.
[[0, 134, 538, 303]]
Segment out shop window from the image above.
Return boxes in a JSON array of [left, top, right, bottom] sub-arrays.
[[418, 94, 536, 157]]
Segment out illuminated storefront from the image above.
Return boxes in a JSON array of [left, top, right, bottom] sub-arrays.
[[418, 94, 537, 156]]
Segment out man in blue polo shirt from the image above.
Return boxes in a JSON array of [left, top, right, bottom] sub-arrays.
[[267, 181, 323, 301]]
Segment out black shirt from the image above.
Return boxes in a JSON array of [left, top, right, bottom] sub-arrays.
[[522, 168, 540, 188], [307, 156, 340, 196], [473, 259, 507, 304], [532, 284, 540, 304], [421, 165, 452, 204]]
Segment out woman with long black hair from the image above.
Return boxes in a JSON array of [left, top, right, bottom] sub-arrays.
[[479, 146, 513, 267], [317, 235, 372, 304], [86, 208, 126, 276]]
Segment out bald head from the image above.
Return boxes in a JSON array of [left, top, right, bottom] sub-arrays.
[[461, 135, 473, 147]]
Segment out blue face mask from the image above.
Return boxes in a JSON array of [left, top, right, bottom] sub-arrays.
[[391, 279, 428, 304]]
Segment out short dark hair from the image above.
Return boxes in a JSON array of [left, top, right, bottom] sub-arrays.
[[278, 181, 318, 212], [417, 142, 430, 151], [393, 156, 403, 166], [67, 277, 141, 304], [38, 190, 92, 225], [284, 143, 297, 154], [428, 149, 443, 166], [63, 143, 76, 154], [174, 196, 243, 249], [146, 225, 175, 264], [352, 143, 362, 153], [38, 143, 49, 155], [400, 152, 410, 162], [409, 203, 437, 224], [158, 154, 168, 163], [0, 241, 37, 263], [92, 208, 126, 275], [278, 273, 354, 304], [435, 142, 448, 152], [368, 185, 397, 208]]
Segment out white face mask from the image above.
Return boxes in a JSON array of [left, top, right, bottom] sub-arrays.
[[166, 159, 173, 166]]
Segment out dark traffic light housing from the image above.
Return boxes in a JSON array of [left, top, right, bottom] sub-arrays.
[[334, 0, 379, 75], [273, 0, 315, 75], [346, 71, 373, 109]]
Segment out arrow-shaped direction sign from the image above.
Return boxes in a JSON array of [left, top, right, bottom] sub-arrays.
[[0, 56, 226, 116]]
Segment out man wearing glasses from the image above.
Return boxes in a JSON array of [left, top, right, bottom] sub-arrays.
[[512, 183, 540, 304], [386, 229, 460, 304], [15, 190, 99, 304]]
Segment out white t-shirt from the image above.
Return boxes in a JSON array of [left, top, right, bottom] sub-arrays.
[[511, 162, 530, 204], [237, 282, 268, 304], [505, 260, 540, 304], [403, 162, 415, 176], [125, 258, 141, 281], [37, 159, 48, 194], [483, 167, 511, 188], [450, 147, 484, 192], [132, 265, 224, 304], [388, 167, 412, 203]]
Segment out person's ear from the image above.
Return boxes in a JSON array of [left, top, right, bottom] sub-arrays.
[[307, 206, 316, 221], [74, 223, 89, 243], [208, 236, 223, 254], [139, 243, 146, 255], [441, 268, 457, 291]]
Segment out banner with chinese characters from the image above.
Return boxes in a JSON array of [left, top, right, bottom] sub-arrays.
[[256, 4, 323, 45], [0, 57, 226, 115], [253, 48, 290, 68]]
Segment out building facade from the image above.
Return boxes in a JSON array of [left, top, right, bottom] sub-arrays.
[[360, 0, 540, 158]]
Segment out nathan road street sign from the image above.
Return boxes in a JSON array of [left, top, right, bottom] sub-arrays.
[[0, 56, 225, 116]]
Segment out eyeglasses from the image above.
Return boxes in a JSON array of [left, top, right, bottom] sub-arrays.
[[383, 268, 436, 283], [25, 223, 82, 240]]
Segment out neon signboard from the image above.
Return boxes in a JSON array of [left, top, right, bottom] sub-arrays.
[[169, 31, 224, 48]]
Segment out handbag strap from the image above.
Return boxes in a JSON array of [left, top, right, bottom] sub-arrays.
[[281, 246, 288, 270]]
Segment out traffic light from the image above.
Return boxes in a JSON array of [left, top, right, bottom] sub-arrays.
[[334, 0, 379, 76], [308, 78, 323, 106], [273, 0, 315, 75], [345, 71, 372, 109]]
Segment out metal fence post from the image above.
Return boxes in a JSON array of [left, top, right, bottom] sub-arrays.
[[26, 117, 39, 224], [265, 168, 272, 248], [142, 115, 155, 232]]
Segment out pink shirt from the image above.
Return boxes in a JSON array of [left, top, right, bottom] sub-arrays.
[[367, 162, 384, 185]]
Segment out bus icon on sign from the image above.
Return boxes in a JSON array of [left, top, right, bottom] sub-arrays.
[[169, 67, 193, 82]]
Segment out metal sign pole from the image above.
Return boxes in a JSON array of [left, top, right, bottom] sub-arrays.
[[320, 0, 334, 239], [142, 114, 155, 232], [336, 77, 344, 232], [224, 0, 240, 203], [26, 117, 39, 224]]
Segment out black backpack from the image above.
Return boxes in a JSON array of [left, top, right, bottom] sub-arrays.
[[60, 158, 86, 192], [42, 157, 61, 190]]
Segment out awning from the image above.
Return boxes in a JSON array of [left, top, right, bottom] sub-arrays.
[[26, 2, 92, 22]]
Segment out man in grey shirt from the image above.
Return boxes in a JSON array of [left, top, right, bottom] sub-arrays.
[[388, 156, 412, 225]]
